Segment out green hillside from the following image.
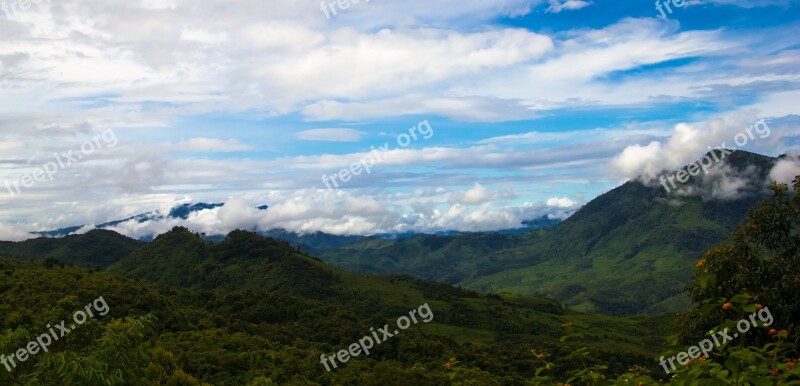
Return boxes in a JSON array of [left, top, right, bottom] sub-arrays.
[[0, 228, 669, 385], [318, 151, 778, 315], [0, 229, 144, 268]]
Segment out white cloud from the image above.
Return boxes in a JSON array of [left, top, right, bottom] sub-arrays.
[[0, 0, 798, 239], [0, 184, 585, 240], [450, 183, 492, 205], [675, 163, 767, 200], [296, 128, 367, 142], [177, 138, 253, 152], [546, 197, 577, 207], [546, 0, 593, 13], [0, 223, 33, 241], [746, 90, 800, 118], [609, 111, 777, 179], [73, 224, 97, 235], [91, 189, 584, 239], [770, 154, 800, 186], [302, 95, 540, 123], [180, 28, 229, 44], [0, 2, 793, 126], [685, 0, 799, 7]]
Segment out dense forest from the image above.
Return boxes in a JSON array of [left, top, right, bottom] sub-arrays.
[[0, 230, 665, 385]]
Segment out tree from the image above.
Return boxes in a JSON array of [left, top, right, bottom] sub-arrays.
[[680, 177, 800, 347]]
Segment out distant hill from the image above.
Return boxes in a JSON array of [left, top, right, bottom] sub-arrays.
[[258, 229, 365, 250], [0, 229, 144, 268], [318, 150, 779, 316], [109, 227, 340, 297], [32, 203, 560, 249]]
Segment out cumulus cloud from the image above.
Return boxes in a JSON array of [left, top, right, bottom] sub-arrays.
[[450, 183, 492, 205], [609, 112, 775, 179], [607, 112, 798, 200], [547, 197, 577, 208]]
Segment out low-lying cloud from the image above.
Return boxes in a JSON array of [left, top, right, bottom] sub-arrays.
[[608, 111, 800, 199], [58, 189, 583, 241]]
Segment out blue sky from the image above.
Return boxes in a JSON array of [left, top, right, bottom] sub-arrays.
[[0, 0, 798, 239]]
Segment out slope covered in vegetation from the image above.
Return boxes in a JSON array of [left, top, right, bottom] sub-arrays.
[[319, 151, 778, 315], [1, 228, 668, 385]]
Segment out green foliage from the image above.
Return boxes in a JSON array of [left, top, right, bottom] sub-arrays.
[[108, 227, 338, 297], [680, 178, 800, 346], [0, 229, 143, 268], [517, 175, 800, 385], [0, 228, 669, 385], [26, 315, 156, 386]]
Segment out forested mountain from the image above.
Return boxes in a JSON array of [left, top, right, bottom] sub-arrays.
[[318, 151, 779, 315], [0, 228, 668, 385], [0, 229, 143, 268]]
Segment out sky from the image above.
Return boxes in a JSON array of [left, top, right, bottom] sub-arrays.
[[0, 0, 799, 240]]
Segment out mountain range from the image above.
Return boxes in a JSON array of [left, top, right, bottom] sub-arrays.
[[33, 206, 563, 249], [0, 149, 792, 383], [13, 150, 783, 317], [0, 226, 669, 384], [316, 150, 780, 315]]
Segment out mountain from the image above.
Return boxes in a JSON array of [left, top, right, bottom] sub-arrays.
[[0, 229, 144, 268], [33, 202, 264, 239], [370, 217, 564, 240], [168, 202, 226, 219], [254, 218, 563, 254], [258, 229, 365, 250], [32, 203, 559, 250], [100, 227, 668, 383], [109, 227, 339, 297], [317, 150, 779, 316]]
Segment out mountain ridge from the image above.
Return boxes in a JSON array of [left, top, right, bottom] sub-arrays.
[[316, 150, 780, 315]]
